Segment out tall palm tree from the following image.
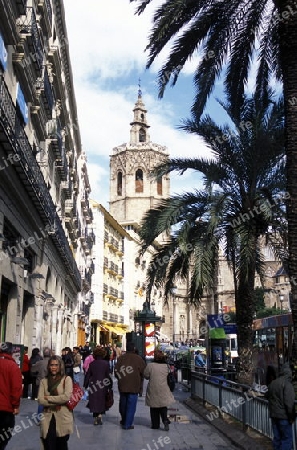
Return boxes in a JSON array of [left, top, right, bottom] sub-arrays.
[[130, 0, 297, 360], [138, 94, 285, 381]]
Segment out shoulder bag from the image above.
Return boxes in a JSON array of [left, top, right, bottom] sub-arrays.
[[105, 388, 114, 410], [167, 365, 175, 392], [63, 377, 84, 411]]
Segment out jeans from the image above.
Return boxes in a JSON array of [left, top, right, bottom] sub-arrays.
[[119, 393, 138, 428], [0, 411, 15, 450], [271, 418, 293, 450]]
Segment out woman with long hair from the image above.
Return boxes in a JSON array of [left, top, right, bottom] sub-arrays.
[[84, 346, 112, 425], [38, 355, 73, 449]]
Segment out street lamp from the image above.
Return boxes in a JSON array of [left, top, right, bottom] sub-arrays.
[[279, 294, 284, 314]]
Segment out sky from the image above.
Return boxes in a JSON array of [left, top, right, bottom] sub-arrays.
[[62, 0, 217, 209]]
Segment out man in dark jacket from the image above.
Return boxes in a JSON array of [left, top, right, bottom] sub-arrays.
[[0, 342, 23, 449], [114, 342, 146, 430], [267, 362, 295, 450]]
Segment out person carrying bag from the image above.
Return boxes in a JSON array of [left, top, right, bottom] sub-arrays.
[[38, 356, 73, 450]]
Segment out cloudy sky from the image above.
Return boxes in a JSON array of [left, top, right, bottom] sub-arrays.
[[63, 0, 216, 208]]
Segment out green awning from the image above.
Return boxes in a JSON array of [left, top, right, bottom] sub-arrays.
[[209, 328, 226, 339]]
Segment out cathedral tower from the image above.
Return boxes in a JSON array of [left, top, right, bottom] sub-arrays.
[[109, 90, 170, 226]]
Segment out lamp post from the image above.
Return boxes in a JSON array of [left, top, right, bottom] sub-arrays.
[[279, 294, 284, 314], [170, 287, 177, 347]]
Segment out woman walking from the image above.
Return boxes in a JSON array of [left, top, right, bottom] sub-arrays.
[[84, 346, 112, 425], [144, 350, 174, 431], [38, 355, 73, 449]]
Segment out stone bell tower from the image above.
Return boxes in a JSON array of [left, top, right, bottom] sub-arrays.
[[109, 89, 170, 226]]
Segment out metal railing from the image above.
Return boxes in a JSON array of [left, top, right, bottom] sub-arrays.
[[190, 370, 297, 449], [0, 76, 81, 289]]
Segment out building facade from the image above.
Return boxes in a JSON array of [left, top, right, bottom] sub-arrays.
[[0, 0, 92, 355]]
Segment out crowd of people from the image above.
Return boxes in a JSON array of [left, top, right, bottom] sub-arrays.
[[0, 340, 176, 450], [4, 338, 296, 450]]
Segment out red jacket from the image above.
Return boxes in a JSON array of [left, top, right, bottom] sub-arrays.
[[0, 353, 23, 412]]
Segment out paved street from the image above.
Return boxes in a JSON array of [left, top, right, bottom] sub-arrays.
[[7, 378, 241, 450]]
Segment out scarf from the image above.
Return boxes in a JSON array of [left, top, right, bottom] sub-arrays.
[[47, 374, 63, 395]]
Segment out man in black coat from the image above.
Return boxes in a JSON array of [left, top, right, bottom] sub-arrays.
[[267, 362, 295, 449]]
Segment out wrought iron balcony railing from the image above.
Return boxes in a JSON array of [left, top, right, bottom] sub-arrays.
[[16, 7, 43, 73], [0, 76, 81, 289]]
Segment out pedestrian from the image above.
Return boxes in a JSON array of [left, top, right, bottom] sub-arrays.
[[72, 346, 82, 384], [114, 341, 146, 430], [83, 346, 112, 425], [63, 347, 74, 379], [21, 346, 31, 398], [38, 355, 73, 449], [83, 351, 94, 374], [30, 348, 43, 400], [0, 342, 23, 450], [115, 343, 122, 363], [144, 349, 174, 431], [194, 350, 205, 368], [31, 347, 52, 424], [267, 362, 296, 450], [81, 341, 92, 362], [109, 344, 116, 374]]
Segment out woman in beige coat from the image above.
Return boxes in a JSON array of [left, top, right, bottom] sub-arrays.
[[144, 350, 175, 430], [38, 355, 73, 449]]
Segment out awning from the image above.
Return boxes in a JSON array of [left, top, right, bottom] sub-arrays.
[[104, 324, 119, 334], [113, 326, 126, 335]]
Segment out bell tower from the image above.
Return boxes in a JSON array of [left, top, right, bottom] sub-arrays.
[[109, 88, 170, 226]]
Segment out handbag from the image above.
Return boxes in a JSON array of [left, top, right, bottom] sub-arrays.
[[167, 366, 175, 392], [64, 378, 84, 411], [105, 388, 114, 410]]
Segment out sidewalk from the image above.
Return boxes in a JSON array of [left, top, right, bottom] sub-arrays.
[[8, 378, 270, 450]]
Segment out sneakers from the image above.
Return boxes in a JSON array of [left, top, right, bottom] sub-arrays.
[[164, 422, 169, 431]]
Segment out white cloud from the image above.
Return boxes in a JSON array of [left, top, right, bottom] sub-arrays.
[[64, 0, 210, 208]]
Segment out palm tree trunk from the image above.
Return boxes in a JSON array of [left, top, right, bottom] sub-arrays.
[[278, 0, 297, 363], [235, 236, 257, 384]]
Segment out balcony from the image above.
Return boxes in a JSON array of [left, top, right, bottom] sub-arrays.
[[61, 176, 72, 199], [42, 68, 54, 118], [16, 7, 43, 74], [0, 77, 81, 290], [37, 0, 53, 35]]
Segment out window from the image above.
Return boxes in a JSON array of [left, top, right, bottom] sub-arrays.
[[135, 169, 143, 193], [157, 176, 162, 195], [117, 171, 122, 196], [139, 128, 146, 142]]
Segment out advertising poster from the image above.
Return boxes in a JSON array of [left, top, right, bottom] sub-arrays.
[[12, 344, 24, 368], [145, 323, 155, 358]]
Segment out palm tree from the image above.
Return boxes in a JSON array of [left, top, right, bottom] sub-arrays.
[[138, 94, 285, 382], [130, 0, 297, 360]]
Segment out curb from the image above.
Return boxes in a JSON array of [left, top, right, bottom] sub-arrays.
[[183, 397, 272, 450]]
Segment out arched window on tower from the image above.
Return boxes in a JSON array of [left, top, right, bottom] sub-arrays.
[[139, 128, 146, 143], [135, 169, 143, 193], [157, 176, 162, 195], [117, 171, 122, 196]]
